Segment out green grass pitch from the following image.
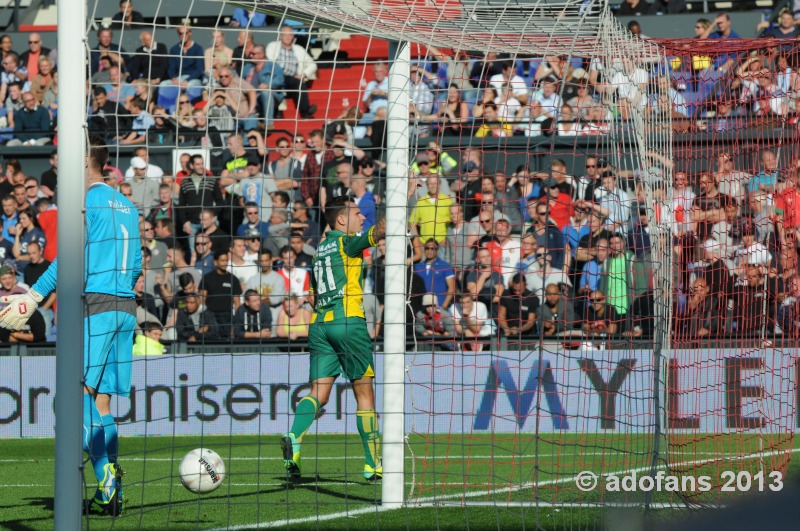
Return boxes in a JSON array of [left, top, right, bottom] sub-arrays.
[[1, 434, 798, 530]]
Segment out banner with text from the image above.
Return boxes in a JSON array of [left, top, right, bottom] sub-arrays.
[[0, 349, 796, 437]]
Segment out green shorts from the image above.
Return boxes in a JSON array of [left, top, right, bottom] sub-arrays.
[[308, 316, 375, 382]]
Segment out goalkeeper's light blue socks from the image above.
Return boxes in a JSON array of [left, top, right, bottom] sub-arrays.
[[102, 414, 118, 464], [83, 394, 109, 483]]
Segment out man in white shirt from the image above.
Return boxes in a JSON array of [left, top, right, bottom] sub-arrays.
[[265, 25, 318, 118], [227, 237, 259, 288], [124, 146, 164, 180], [530, 77, 563, 120], [489, 60, 529, 104], [593, 171, 631, 236], [362, 62, 389, 114]]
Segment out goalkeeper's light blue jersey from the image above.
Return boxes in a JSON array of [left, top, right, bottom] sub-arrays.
[[32, 183, 142, 298]]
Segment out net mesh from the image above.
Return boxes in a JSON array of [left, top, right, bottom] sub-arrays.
[[48, 0, 799, 528]]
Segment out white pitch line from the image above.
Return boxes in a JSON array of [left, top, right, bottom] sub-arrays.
[[213, 447, 800, 530], [0, 450, 725, 463]]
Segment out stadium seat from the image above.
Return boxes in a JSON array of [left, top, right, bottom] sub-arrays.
[[156, 85, 179, 114]]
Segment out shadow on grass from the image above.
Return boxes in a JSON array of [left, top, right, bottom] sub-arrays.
[[276, 474, 381, 504], [0, 497, 55, 531]]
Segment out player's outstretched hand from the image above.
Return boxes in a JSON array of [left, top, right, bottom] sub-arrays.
[[0, 289, 44, 330], [374, 217, 386, 240]]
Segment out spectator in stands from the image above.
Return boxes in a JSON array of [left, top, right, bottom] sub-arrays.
[[749, 148, 779, 194], [529, 77, 563, 121], [523, 241, 571, 300], [414, 293, 456, 350], [230, 7, 268, 28], [29, 56, 54, 107], [291, 201, 319, 247], [540, 177, 574, 230], [126, 157, 159, 212], [348, 172, 376, 229], [118, 97, 153, 145], [465, 246, 504, 318], [227, 237, 259, 287], [615, 0, 651, 17], [204, 30, 233, 72], [198, 208, 230, 254], [128, 31, 168, 83], [233, 288, 272, 340], [265, 25, 318, 119], [139, 220, 168, 270], [525, 199, 566, 270], [537, 283, 576, 337], [0, 35, 15, 61], [111, 1, 144, 29], [498, 273, 538, 342], [363, 62, 389, 115], [490, 60, 529, 104], [441, 203, 481, 277], [89, 86, 130, 139], [192, 234, 214, 276], [732, 264, 769, 336], [230, 30, 254, 73], [35, 152, 56, 200], [414, 239, 456, 309], [4, 82, 24, 129], [0, 53, 28, 106], [237, 203, 270, 240], [276, 294, 311, 340], [287, 233, 312, 270], [691, 171, 735, 248], [410, 174, 452, 246], [488, 219, 520, 284], [7, 91, 50, 146], [11, 206, 44, 274], [34, 198, 56, 262], [409, 64, 435, 134], [176, 293, 219, 342], [199, 249, 242, 338], [178, 155, 223, 248], [246, 248, 286, 324], [579, 236, 609, 300], [299, 128, 329, 216], [214, 67, 258, 131], [276, 245, 310, 300], [583, 289, 622, 337], [163, 25, 204, 92], [241, 45, 284, 128], [91, 28, 126, 76], [452, 292, 494, 351], [12, 184, 28, 211], [19, 33, 51, 80], [24, 177, 41, 207], [588, 170, 630, 236], [220, 133, 255, 185], [493, 172, 522, 230], [266, 136, 303, 201], [761, 9, 799, 39]]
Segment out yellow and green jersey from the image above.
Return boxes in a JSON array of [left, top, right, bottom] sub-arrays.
[[310, 226, 377, 321]]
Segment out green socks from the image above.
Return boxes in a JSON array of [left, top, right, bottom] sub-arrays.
[[356, 409, 381, 468], [289, 396, 320, 442]]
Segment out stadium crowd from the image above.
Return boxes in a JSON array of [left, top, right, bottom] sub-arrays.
[[2, 2, 800, 350]]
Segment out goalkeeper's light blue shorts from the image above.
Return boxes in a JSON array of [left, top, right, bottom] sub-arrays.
[[84, 310, 137, 397]]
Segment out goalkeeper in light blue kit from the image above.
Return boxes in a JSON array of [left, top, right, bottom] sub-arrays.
[[0, 135, 141, 516]]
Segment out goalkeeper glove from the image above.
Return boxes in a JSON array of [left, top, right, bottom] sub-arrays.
[[0, 288, 44, 330]]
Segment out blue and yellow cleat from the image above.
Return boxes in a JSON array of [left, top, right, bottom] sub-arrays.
[[364, 462, 382, 481], [85, 463, 125, 516], [280, 434, 302, 479]]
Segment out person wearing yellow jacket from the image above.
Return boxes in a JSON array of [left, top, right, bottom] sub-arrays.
[[132, 321, 165, 356]]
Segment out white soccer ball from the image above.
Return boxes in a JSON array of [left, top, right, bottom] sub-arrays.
[[179, 448, 226, 494]]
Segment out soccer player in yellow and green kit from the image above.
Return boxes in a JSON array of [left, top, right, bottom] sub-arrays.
[[281, 194, 384, 480]]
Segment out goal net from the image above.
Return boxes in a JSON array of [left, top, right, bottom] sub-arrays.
[[38, 0, 797, 528]]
